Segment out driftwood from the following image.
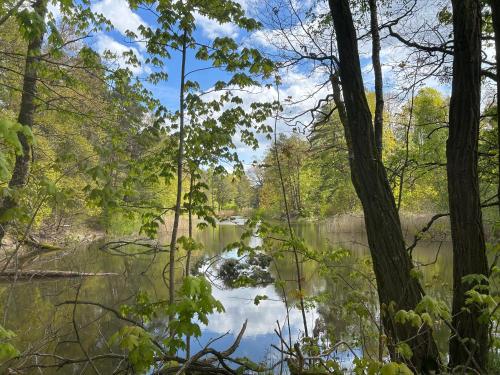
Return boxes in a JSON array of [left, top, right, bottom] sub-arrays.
[[0, 270, 117, 280]]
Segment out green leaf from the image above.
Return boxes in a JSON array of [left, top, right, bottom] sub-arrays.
[[396, 342, 413, 360], [380, 362, 414, 375]]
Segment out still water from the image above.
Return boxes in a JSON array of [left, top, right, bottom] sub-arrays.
[[0, 216, 453, 373]]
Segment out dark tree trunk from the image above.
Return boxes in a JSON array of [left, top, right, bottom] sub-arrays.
[[368, 0, 384, 160], [169, 35, 188, 306], [0, 0, 48, 245], [447, 0, 489, 371], [185, 171, 194, 359], [491, 0, 500, 217], [328, 0, 440, 371]]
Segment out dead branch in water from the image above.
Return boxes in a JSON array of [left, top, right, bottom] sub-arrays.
[[99, 238, 169, 256], [159, 320, 250, 375], [0, 269, 117, 280]]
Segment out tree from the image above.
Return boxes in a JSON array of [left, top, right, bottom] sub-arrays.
[[133, 0, 273, 307], [212, 173, 235, 211], [489, 0, 500, 217], [367, 0, 384, 160], [328, 0, 440, 371], [247, 165, 264, 208], [258, 135, 308, 217], [234, 174, 252, 211], [0, 0, 25, 27], [0, 0, 48, 245], [447, 0, 489, 370], [0, 1, 114, 245], [387, 88, 449, 212], [309, 105, 358, 216]]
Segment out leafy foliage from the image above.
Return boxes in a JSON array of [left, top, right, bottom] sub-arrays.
[[0, 325, 19, 363]]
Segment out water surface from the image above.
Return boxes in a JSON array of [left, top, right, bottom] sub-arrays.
[[0, 216, 452, 373]]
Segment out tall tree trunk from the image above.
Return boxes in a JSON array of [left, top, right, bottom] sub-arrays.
[[447, 0, 489, 371], [328, 0, 440, 371], [186, 172, 194, 278], [273, 86, 309, 338], [368, 0, 384, 160], [0, 0, 48, 246], [397, 73, 417, 211], [185, 170, 194, 359], [169, 35, 187, 306], [490, 0, 500, 217]]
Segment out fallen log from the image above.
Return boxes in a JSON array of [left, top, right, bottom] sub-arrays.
[[0, 238, 65, 268], [22, 238, 64, 252], [0, 270, 117, 280]]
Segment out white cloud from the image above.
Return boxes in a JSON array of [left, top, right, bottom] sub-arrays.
[[94, 34, 148, 75], [195, 12, 239, 40], [92, 0, 147, 38], [47, 1, 62, 20], [203, 284, 317, 337], [193, 0, 260, 40], [235, 0, 251, 12], [247, 29, 279, 50], [198, 65, 332, 164]]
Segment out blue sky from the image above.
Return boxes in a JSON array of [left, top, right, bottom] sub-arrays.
[[46, 0, 474, 167], [97, 0, 284, 166], [48, 0, 338, 167]]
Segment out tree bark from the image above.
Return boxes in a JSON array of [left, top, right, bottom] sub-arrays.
[[328, 0, 440, 371], [0, 0, 48, 246], [169, 35, 188, 306], [185, 170, 194, 359], [368, 0, 384, 160], [490, 0, 500, 217], [447, 0, 489, 371]]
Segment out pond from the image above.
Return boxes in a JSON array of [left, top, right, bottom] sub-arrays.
[[0, 215, 453, 373]]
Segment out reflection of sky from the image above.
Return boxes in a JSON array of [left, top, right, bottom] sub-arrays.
[[190, 218, 452, 369], [206, 285, 316, 338], [194, 218, 322, 364], [190, 330, 279, 363], [191, 218, 451, 369], [190, 219, 365, 370], [194, 290, 320, 366]]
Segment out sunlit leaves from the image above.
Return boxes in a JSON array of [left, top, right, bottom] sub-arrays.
[[394, 310, 420, 328], [393, 295, 451, 335], [353, 358, 414, 375], [0, 117, 34, 181], [114, 276, 225, 362], [0, 325, 19, 362], [15, 5, 46, 41], [395, 342, 413, 360], [380, 362, 414, 375], [177, 235, 203, 252], [165, 276, 224, 352], [109, 326, 156, 372]]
